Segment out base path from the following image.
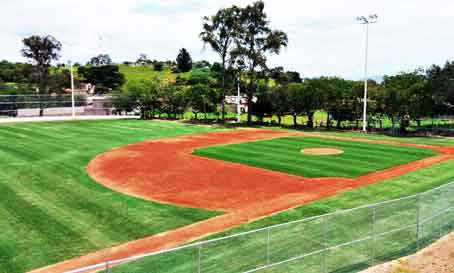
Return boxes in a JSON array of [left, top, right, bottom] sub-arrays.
[[31, 129, 454, 273]]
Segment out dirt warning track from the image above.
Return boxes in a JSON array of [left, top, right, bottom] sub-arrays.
[[30, 129, 454, 273]]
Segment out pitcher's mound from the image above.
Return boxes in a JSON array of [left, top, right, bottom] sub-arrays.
[[301, 148, 344, 155]]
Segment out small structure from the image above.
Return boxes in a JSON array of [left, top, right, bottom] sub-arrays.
[[84, 96, 114, 115], [224, 95, 253, 113]]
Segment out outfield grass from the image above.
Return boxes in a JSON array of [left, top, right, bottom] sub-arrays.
[[0, 120, 227, 273], [193, 137, 437, 178], [261, 126, 454, 147], [319, 131, 454, 147]]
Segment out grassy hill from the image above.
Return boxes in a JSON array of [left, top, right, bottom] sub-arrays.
[[118, 65, 205, 83]]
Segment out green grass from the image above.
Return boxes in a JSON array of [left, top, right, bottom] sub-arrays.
[[118, 65, 198, 84], [107, 157, 454, 273], [260, 126, 454, 147], [306, 130, 454, 147], [193, 137, 437, 178], [119, 65, 175, 83], [1, 121, 453, 273], [0, 120, 227, 273]]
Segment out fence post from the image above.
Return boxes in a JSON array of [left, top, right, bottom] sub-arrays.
[[439, 191, 442, 238], [372, 206, 376, 266], [267, 227, 271, 264], [416, 193, 421, 251], [198, 245, 202, 273], [322, 216, 327, 273], [106, 261, 110, 273]]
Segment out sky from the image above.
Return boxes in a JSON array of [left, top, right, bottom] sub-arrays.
[[1, 0, 453, 79]]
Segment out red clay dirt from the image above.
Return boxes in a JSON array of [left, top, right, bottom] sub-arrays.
[[30, 129, 454, 273]]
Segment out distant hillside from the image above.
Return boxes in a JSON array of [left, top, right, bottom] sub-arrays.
[[118, 65, 210, 84]]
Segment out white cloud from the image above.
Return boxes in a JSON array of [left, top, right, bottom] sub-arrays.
[[1, 0, 453, 79]]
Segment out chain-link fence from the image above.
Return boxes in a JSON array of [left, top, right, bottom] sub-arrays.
[[68, 182, 454, 273], [0, 94, 117, 117]]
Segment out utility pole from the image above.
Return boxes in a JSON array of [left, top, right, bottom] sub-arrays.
[[237, 75, 241, 123], [357, 14, 378, 132], [69, 61, 75, 118]]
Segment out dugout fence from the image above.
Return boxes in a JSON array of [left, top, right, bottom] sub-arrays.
[[68, 182, 454, 273]]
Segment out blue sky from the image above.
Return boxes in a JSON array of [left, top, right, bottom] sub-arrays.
[[1, 0, 453, 80]]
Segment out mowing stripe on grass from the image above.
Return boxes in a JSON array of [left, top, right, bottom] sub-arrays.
[[0, 120, 224, 273], [194, 137, 437, 178]]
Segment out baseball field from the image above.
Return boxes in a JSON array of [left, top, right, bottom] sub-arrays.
[[1, 120, 454, 273]]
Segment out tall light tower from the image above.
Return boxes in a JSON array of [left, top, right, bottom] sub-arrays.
[[357, 14, 378, 132]]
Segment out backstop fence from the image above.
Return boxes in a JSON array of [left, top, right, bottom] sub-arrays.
[[69, 182, 454, 273]]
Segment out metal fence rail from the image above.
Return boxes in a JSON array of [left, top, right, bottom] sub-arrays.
[[68, 182, 454, 273], [0, 94, 116, 117]]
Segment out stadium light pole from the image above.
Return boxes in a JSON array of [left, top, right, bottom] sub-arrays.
[[357, 14, 378, 132]]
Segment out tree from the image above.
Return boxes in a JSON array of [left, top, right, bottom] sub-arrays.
[[161, 85, 188, 118], [286, 71, 302, 83], [194, 60, 211, 69], [186, 84, 218, 120], [153, 62, 164, 71], [21, 35, 61, 89], [117, 79, 162, 119], [88, 54, 112, 66], [367, 81, 386, 129], [200, 6, 240, 121], [283, 82, 322, 128], [250, 82, 273, 123], [316, 77, 344, 129], [49, 69, 80, 92], [136, 54, 149, 66], [270, 85, 291, 125], [111, 89, 136, 115], [187, 68, 212, 85], [0, 60, 18, 82], [176, 48, 193, 72], [233, 1, 288, 125], [78, 65, 125, 93], [0, 61, 35, 84], [299, 79, 324, 128], [382, 71, 427, 133], [427, 61, 454, 116], [269, 67, 302, 85], [326, 79, 358, 129], [21, 35, 62, 116]]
